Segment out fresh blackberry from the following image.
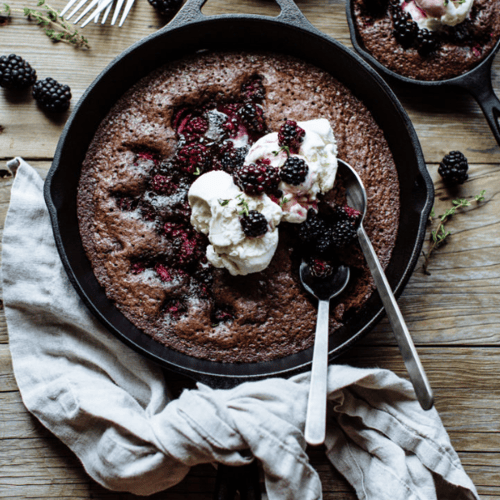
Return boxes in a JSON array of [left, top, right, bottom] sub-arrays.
[[392, 9, 418, 48], [280, 156, 309, 186], [438, 151, 469, 184], [240, 210, 268, 238], [32, 77, 71, 112], [261, 162, 281, 194], [147, 0, 182, 16], [278, 120, 305, 153], [298, 210, 327, 243], [0, 54, 37, 89], [309, 258, 335, 278], [449, 22, 472, 44], [233, 163, 278, 196], [416, 28, 440, 55], [238, 103, 266, 133]]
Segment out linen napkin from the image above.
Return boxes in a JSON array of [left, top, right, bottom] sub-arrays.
[[2, 157, 480, 500]]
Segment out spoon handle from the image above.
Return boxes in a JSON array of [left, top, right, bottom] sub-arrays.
[[305, 299, 330, 446], [357, 224, 434, 410]]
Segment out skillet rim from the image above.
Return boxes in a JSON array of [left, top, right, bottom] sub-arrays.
[[44, 10, 434, 382], [345, 0, 500, 87]]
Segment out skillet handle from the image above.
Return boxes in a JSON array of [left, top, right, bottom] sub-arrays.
[[168, 0, 312, 30], [457, 62, 500, 148]]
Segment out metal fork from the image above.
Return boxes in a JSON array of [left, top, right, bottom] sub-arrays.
[[61, 0, 135, 27]]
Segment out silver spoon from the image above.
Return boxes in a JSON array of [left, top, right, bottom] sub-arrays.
[[300, 261, 350, 446], [338, 159, 434, 411]]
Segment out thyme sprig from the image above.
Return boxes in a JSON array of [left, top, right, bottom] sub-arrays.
[[422, 190, 486, 275], [2, 0, 89, 48]]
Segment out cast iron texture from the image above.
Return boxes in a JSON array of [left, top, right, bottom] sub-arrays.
[[346, 0, 500, 148], [44, 0, 434, 385]]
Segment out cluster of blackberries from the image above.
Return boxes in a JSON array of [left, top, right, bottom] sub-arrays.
[[391, 3, 439, 55], [298, 206, 361, 256], [0, 54, 71, 112], [438, 151, 469, 185]]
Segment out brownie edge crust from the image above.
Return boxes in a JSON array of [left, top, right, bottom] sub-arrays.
[[77, 51, 400, 363]]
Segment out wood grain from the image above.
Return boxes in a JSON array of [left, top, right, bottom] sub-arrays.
[[1, 0, 500, 498]]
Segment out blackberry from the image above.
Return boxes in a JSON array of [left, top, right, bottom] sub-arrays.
[[309, 258, 335, 278], [392, 9, 418, 48], [241, 75, 265, 102], [147, 0, 182, 16], [233, 163, 279, 196], [438, 151, 469, 185], [150, 174, 177, 195], [449, 22, 472, 44], [280, 156, 309, 186], [238, 103, 266, 133], [175, 143, 210, 174], [240, 210, 268, 238], [416, 28, 440, 55], [278, 120, 305, 153], [336, 204, 362, 224], [32, 77, 71, 112], [218, 143, 248, 173], [363, 0, 389, 16], [298, 210, 327, 243], [0, 54, 37, 89], [316, 220, 357, 254]]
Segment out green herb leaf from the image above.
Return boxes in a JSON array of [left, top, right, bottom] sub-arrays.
[[279, 196, 290, 208], [475, 189, 486, 202], [218, 199, 230, 206]]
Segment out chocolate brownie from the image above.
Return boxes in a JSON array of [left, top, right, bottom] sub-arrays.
[[77, 51, 400, 363], [352, 0, 500, 80]]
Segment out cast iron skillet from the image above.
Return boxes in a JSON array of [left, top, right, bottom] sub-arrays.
[[44, 0, 433, 495], [346, 0, 500, 148]]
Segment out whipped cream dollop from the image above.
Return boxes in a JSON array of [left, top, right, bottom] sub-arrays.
[[245, 118, 338, 223], [189, 171, 282, 276], [402, 0, 474, 30]]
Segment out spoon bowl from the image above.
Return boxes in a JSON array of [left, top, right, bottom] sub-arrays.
[[300, 261, 350, 446], [337, 160, 434, 411]]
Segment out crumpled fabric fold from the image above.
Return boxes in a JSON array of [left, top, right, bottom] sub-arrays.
[[2, 158, 479, 500]]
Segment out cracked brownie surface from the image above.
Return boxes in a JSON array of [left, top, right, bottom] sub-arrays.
[[77, 51, 400, 363]]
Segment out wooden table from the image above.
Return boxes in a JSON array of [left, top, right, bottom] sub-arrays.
[[1, 0, 499, 498]]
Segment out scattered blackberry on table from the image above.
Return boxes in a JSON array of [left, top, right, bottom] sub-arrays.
[[438, 151, 469, 185], [280, 156, 309, 186], [392, 9, 418, 48], [278, 120, 305, 153], [233, 163, 279, 196], [147, 0, 182, 16], [0, 54, 37, 89], [32, 77, 71, 112], [238, 102, 266, 133], [240, 210, 268, 238], [416, 28, 440, 55]]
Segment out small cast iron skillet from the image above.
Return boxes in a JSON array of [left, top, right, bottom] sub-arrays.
[[346, 0, 500, 148], [44, 0, 433, 496]]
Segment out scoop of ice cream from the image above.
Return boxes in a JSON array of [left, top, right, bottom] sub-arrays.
[[404, 0, 474, 30], [189, 171, 282, 276], [244, 118, 338, 223]]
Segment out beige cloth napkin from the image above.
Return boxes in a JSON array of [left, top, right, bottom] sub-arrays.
[[2, 157, 480, 500]]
